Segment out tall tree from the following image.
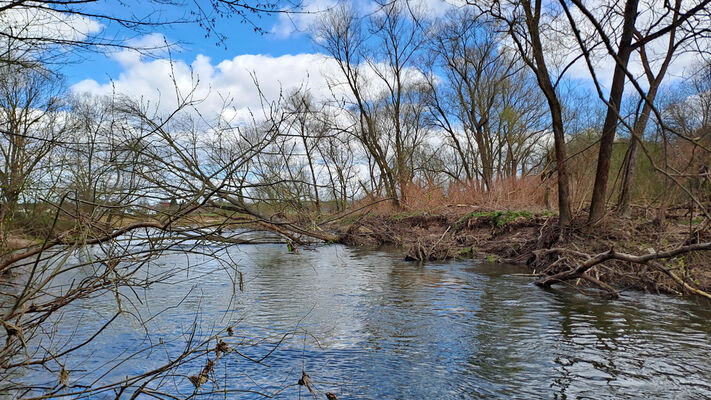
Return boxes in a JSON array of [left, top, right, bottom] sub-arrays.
[[582, 0, 640, 223], [425, 10, 547, 189], [0, 64, 66, 242], [617, 0, 684, 216], [316, 3, 429, 207], [558, 0, 711, 222], [484, 0, 573, 226]]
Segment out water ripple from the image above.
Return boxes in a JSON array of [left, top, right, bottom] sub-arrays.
[[8, 244, 711, 399]]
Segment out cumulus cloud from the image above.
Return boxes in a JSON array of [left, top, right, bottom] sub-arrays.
[[71, 49, 348, 125], [71, 34, 430, 129], [0, 3, 102, 45]]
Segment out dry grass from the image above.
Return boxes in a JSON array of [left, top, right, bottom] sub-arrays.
[[350, 176, 554, 215], [441, 177, 550, 211], [4, 234, 36, 249]]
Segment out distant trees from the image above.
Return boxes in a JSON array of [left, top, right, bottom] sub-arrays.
[[424, 11, 547, 190], [478, 0, 574, 226], [316, 2, 431, 207], [0, 64, 66, 243], [280, 89, 359, 213], [1, 0, 710, 232], [315, 3, 556, 207], [3, 0, 711, 396]]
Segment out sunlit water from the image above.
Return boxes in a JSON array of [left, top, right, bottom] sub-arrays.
[[5, 244, 711, 399]]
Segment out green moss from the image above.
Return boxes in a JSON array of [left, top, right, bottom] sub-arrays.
[[458, 246, 476, 257], [455, 210, 536, 228], [495, 210, 534, 226]]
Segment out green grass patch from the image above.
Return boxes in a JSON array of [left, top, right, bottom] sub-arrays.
[[455, 210, 536, 229], [458, 246, 476, 257]]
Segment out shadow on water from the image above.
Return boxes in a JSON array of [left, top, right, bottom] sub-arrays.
[[7, 245, 711, 399]]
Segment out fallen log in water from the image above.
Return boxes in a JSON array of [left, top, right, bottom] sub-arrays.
[[534, 244, 711, 300]]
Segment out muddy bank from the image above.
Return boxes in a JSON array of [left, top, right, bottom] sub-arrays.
[[334, 207, 711, 298]]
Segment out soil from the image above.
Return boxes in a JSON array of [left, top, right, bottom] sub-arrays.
[[332, 205, 711, 298], [4, 235, 36, 250]]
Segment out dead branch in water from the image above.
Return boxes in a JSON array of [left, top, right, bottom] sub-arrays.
[[535, 243, 711, 299]]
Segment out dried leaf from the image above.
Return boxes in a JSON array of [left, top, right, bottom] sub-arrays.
[[215, 339, 230, 360], [203, 359, 214, 375], [298, 371, 315, 394], [59, 367, 69, 387], [188, 374, 208, 388]]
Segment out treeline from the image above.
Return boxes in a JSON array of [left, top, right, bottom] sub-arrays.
[[3, 1, 711, 245]]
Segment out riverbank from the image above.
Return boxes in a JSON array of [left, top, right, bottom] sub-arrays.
[[3, 203, 710, 299], [332, 206, 711, 298]]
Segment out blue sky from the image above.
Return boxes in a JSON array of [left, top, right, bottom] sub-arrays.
[[58, 0, 704, 127], [58, 1, 355, 125], [61, 5, 318, 85]]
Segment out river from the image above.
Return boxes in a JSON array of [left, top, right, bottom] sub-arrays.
[[6, 243, 711, 399]]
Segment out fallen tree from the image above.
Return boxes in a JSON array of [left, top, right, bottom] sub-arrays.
[[533, 244, 711, 300]]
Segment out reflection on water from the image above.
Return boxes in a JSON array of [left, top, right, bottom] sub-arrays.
[[6, 244, 711, 399]]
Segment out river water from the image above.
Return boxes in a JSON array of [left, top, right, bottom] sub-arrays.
[[7, 244, 711, 399]]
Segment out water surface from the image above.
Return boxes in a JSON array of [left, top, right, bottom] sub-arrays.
[[7, 244, 711, 399]]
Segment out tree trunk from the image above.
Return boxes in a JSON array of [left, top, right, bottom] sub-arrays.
[[618, 97, 655, 217], [523, 0, 573, 227], [551, 104, 573, 226], [587, 0, 639, 223], [302, 137, 321, 213], [617, 7, 677, 216], [617, 135, 639, 216]]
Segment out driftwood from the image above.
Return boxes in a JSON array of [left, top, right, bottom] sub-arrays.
[[535, 243, 711, 300], [297, 369, 341, 400]]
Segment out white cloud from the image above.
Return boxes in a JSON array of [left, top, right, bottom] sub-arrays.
[[111, 33, 177, 66], [71, 33, 431, 129], [270, 0, 461, 39], [555, 0, 709, 91], [271, 0, 340, 38], [72, 51, 347, 125], [401, 0, 464, 19], [0, 3, 102, 45]]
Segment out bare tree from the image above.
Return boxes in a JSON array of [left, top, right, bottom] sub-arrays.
[[316, 2, 430, 207], [0, 64, 67, 246], [0, 75, 344, 397], [616, 0, 705, 216], [554, 0, 711, 223], [482, 0, 574, 226], [425, 10, 547, 189]]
